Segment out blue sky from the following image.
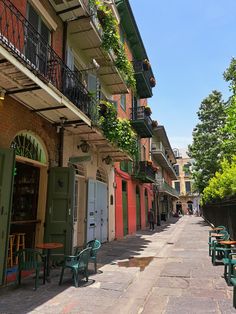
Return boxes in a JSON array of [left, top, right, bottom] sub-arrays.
[[129, 0, 236, 149]]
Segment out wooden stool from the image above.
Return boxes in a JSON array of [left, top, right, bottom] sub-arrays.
[[14, 233, 26, 264], [7, 235, 15, 268]]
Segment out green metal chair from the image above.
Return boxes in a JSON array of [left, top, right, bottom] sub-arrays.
[[59, 247, 91, 287], [230, 265, 236, 308], [208, 225, 227, 256], [16, 248, 46, 290], [86, 240, 101, 273], [223, 251, 236, 285], [211, 230, 230, 265]]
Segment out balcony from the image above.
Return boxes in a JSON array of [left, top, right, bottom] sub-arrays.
[[132, 60, 154, 98], [133, 161, 156, 183], [0, 0, 97, 125], [130, 106, 153, 138], [156, 179, 179, 198], [49, 0, 129, 94], [152, 142, 177, 180]]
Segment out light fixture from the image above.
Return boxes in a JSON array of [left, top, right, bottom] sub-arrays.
[[102, 155, 112, 165], [77, 141, 90, 153], [0, 89, 6, 100]]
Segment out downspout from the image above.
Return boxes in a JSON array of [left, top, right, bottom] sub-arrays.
[[58, 21, 68, 167]]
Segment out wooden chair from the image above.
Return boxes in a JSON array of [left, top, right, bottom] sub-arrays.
[[8, 235, 15, 268], [16, 248, 46, 290], [59, 247, 91, 287]]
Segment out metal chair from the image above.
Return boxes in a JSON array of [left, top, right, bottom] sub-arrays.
[[211, 230, 230, 265], [16, 248, 46, 290], [208, 226, 227, 256], [59, 247, 91, 287]]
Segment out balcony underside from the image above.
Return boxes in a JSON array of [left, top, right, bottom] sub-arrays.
[[152, 152, 177, 180], [133, 174, 155, 183], [135, 72, 152, 99], [0, 45, 91, 126], [131, 119, 152, 138], [66, 124, 132, 161]]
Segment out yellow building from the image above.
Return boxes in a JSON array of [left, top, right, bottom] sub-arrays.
[[172, 149, 200, 215]]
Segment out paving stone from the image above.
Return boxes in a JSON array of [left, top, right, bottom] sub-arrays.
[[165, 297, 219, 313]]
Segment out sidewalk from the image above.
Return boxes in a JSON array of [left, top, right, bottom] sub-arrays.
[[0, 216, 235, 314]]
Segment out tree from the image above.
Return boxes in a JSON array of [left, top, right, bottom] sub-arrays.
[[222, 58, 236, 159], [188, 90, 227, 193]]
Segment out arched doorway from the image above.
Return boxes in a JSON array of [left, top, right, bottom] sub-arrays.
[[187, 201, 193, 214], [176, 201, 183, 215], [10, 131, 48, 249], [136, 186, 141, 230]]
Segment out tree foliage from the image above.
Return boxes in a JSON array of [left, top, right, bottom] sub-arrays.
[[188, 90, 227, 193]]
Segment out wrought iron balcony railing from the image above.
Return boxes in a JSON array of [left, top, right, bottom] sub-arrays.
[[133, 161, 156, 183], [130, 106, 153, 138], [0, 0, 97, 122], [156, 180, 179, 198]]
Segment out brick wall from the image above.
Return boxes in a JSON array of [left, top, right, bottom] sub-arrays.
[[0, 96, 59, 165]]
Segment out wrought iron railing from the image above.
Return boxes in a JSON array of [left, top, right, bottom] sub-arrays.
[[0, 0, 98, 122], [132, 60, 153, 87], [130, 106, 152, 125], [156, 180, 179, 198], [134, 161, 156, 182]]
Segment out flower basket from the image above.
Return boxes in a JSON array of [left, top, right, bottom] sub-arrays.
[[143, 59, 151, 71], [150, 77, 156, 87], [147, 160, 153, 166]]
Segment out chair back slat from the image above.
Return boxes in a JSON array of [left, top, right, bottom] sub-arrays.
[[86, 240, 101, 257]]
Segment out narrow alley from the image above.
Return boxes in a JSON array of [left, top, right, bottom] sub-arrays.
[[0, 216, 234, 314]]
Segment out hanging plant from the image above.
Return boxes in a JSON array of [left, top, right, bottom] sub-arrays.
[[143, 59, 151, 71], [90, 0, 136, 91], [98, 101, 138, 158], [150, 76, 156, 87], [144, 106, 152, 116]]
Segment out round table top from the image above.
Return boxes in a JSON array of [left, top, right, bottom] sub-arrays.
[[219, 240, 236, 245], [211, 227, 224, 231], [210, 233, 224, 237], [36, 242, 64, 250]]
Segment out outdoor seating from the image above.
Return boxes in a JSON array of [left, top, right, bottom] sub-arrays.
[[208, 225, 227, 256], [230, 265, 236, 308], [59, 247, 91, 287], [211, 231, 230, 265], [16, 248, 46, 290], [86, 240, 101, 273], [223, 251, 236, 285]]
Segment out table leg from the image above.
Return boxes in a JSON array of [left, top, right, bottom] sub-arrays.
[[45, 249, 51, 282]]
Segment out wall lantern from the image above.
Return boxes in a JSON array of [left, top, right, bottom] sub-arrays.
[[77, 141, 90, 153], [103, 155, 112, 165]]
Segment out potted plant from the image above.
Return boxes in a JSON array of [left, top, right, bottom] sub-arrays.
[[150, 76, 156, 87], [152, 120, 158, 128], [144, 106, 152, 116], [143, 59, 151, 71]]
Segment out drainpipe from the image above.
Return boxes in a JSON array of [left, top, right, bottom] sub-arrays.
[[58, 22, 67, 167]]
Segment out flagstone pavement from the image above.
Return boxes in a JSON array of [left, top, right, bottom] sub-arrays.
[[0, 216, 235, 314]]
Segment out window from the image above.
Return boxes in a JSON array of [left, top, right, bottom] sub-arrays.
[[174, 164, 179, 176], [120, 161, 132, 174], [26, 3, 50, 73], [183, 163, 191, 176], [174, 181, 180, 193], [120, 94, 126, 111], [185, 181, 191, 193]]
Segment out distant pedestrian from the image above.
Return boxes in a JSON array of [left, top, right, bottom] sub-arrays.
[[148, 209, 155, 231]]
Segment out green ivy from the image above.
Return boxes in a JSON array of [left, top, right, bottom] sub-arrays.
[[202, 156, 236, 203], [98, 101, 138, 158], [89, 0, 136, 90]]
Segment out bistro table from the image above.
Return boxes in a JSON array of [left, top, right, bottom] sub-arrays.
[[210, 233, 224, 238], [211, 227, 225, 231], [218, 240, 236, 257], [36, 242, 63, 281]]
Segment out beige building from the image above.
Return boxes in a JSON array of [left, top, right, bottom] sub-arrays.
[[172, 149, 200, 215]]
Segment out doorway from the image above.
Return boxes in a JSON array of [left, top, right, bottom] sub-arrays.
[[122, 180, 128, 236], [10, 162, 40, 249], [136, 186, 141, 230]]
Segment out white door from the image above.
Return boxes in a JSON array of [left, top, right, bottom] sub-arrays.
[[87, 179, 108, 243]]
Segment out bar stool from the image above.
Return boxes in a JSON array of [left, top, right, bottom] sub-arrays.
[[7, 235, 15, 268], [14, 233, 26, 264]]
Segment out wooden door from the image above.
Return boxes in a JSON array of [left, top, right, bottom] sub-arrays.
[[0, 148, 15, 285], [44, 167, 74, 257], [122, 181, 128, 236]]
